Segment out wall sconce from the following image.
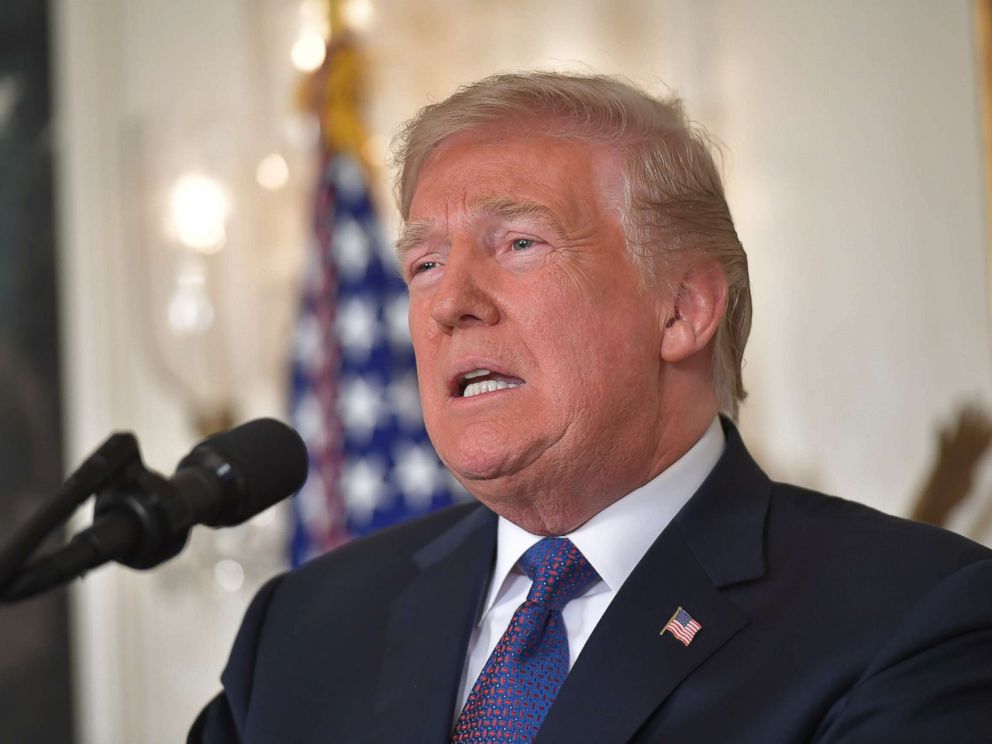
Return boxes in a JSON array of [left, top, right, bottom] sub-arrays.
[[168, 173, 230, 254], [126, 112, 308, 439], [123, 115, 310, 592]]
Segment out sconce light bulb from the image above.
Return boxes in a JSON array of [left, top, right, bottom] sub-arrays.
[[341, 0, 375, 32], [169, 173, 229, 253], [168, 259, 215, 337], [256, 153, 290, 190], [291, 32, 326, 72]]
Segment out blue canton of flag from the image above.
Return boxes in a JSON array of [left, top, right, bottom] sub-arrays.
[[662, 606, 702, 647], [290, 153, 467, 566]]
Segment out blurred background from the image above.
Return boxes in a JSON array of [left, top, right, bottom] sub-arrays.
[[2, 0, 992, 741]]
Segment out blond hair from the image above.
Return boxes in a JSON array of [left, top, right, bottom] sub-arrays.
[[394, 72, 751, 418]]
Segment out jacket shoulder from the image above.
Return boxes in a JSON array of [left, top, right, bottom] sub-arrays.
[[771, 482, 989, 560], [270, 500, 488, 604], [204, 501, 491, 742], [765, 482, 990, 605]]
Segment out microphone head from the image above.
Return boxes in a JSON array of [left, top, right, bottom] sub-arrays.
[[183, 418, 308, 526]]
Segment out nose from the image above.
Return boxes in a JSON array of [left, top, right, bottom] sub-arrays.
[[428, 248, 500, 331]]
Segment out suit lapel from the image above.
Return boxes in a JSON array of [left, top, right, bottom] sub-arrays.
[[535, 528, 748, 744], [368, 505, 497, 743], [536, 422, 771, 743]]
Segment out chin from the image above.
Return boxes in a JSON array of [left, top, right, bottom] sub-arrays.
[[445, 442, 515, 482], [433, 424, 536, 483]]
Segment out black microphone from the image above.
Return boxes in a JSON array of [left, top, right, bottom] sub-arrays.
[[0, 418, 308, 602], [172, 416, 310, 529]]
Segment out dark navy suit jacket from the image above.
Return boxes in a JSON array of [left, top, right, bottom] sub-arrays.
[[190, 424, 992, 742]]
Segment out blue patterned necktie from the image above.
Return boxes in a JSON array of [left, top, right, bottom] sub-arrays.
[[451, 537, 600, 743]]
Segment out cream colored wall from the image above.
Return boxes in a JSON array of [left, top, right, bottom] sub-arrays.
[[54, 1, 304, 741], [54, 1, 990, 741], [714, 2, 992, 517], [364, 0, 992, 515]]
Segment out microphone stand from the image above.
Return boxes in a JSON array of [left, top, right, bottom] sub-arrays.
[[0, 417, 307, 604], [0, 433, 192, 604]]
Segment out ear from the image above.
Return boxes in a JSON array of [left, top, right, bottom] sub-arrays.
[[660, 259, 729, 365]]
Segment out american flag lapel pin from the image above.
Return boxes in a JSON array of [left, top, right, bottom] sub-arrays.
[[661, 606, 702, 647]]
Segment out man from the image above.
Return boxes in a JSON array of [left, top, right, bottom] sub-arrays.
[[191, 73, 992, 743]]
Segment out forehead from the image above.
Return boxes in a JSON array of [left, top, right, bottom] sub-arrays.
[[407, 128, 624, 223]]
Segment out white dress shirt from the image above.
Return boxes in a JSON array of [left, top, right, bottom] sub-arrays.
[[455, 417, 726, 713]]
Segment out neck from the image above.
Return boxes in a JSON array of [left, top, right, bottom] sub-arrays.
[[468, 397, 719, 535]]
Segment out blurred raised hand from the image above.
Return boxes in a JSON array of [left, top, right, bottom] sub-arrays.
[[911, 404, 992, 527]]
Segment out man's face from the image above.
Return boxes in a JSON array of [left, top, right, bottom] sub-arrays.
[[401, 128, 671, 515]]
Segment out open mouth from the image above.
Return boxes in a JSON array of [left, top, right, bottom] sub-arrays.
[[455, 368, 525, 398]]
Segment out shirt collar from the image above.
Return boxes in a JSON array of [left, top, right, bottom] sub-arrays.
[[480, 417, 726, 618]]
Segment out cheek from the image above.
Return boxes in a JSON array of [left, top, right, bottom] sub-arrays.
[[413, 353, 443, 412], [541, 301, 660, 407], [526, 284, 656, 361], [409, 300, 444, 377], [417, 383, 450, 450], [410, 336, 445, 424], [407, 297, 432, 343]]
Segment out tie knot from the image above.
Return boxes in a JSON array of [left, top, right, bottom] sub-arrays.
[[518, 538, 599, 611]]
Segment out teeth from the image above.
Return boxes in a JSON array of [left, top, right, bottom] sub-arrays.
[[462, 369, 490, 380], [463, 380, 520, 398]]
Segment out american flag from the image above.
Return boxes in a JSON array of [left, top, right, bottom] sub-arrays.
[[289, 152, 466, 566], [662, 607, 702, 647]]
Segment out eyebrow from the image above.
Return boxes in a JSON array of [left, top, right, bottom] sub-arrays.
[[472, 197, 567, 240], [395, 197, 567, 260], [395, 220, 433, 260]]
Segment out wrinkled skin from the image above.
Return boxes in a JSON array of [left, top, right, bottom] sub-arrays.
[[400, 127, 721, 534]]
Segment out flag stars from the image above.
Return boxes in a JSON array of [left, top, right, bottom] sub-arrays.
[[293, 314, 324, 365], [387, 371, 423, 428], [393, 442, 443, 508], [338, 376, 386, 443], [341, 457, 388, 525], [293, 392, 328, 448], [336, 295, 380, 361], [293, 151, 460, 555], [331, 156, 367, 203], [385, 292, 412, 346], [333, 216, 371, 282]]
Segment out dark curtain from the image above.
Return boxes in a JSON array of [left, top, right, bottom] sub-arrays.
[[0, 1, 75, 741]]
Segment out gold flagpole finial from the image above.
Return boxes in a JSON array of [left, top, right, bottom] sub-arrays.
[[294, 0, 373, 175]]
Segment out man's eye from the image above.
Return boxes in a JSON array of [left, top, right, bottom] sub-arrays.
[[413, 260, 439, 275], [511, 238, 536, 251]]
